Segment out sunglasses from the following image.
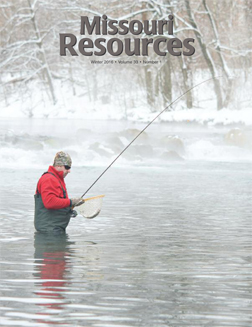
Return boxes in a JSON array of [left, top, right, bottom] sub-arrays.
[[64, 165, 71, 170]]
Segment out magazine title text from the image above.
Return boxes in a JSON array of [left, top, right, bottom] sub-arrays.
[[60, 15, 195, 57]]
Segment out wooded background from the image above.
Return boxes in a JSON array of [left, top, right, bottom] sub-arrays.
[[1, 0, 251, 116]]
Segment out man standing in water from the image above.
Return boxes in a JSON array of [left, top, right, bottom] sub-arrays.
[[34, 151, 84, 234]]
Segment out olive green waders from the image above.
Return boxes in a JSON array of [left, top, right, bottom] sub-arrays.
[[34, 172, 72, 234]]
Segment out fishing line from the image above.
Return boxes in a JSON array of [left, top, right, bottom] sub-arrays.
[[81, 75, 222, 198]]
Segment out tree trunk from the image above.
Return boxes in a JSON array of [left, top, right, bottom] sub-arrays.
[[145, 65, 155, 110], [142, 4, 155, 110], [173, 10, 193, 108], [27, 0, 57, 105], [160, 60, 172, 107], [184, 0, 223, 110], [69, 63, 76, 96], [179, 55, 193, 108], [202, 0, 233, 108], [92, 70, 98, 102]]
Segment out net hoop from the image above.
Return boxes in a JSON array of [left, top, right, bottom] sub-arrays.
[[84, 195, 105, 202]]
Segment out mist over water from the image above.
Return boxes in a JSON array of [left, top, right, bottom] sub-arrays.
[[0, 118, 251, 169], [0, 118, 251, 326]]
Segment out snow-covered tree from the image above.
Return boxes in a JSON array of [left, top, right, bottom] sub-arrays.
[[0, 0, 251, 115]]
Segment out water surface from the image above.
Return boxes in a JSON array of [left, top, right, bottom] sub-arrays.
[[0, 162, 251, 326]]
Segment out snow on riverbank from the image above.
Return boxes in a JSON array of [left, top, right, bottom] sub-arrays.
[[1, 70, 251, 168], [1, 96, 251, 126], [1, 70, 251, 126]]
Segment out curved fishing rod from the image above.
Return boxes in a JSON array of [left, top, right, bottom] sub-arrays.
[[81, 76, 222, 198]]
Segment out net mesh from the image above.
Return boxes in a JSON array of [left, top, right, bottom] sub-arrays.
[[77, 195, 104, 219]]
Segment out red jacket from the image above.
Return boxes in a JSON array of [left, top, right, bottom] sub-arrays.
[[36, 166, 71, 210]]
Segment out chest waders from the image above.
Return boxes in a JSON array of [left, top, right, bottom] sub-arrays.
[[34, 172, 72, 234]]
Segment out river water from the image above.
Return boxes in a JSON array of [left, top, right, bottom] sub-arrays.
[[0, 119, 251, 326]]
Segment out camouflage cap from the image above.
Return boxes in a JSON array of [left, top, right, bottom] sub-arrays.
[[53, 151, 72, 167]]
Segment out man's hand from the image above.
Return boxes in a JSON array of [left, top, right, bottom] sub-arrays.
[[71, 198, 85, 207], [70, 209, 78, 218]]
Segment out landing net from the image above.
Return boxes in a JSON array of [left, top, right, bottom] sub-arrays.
[[77, 195, 105, 219]]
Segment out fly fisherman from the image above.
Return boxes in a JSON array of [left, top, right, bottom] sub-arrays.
[[34, 151, 84, 234]]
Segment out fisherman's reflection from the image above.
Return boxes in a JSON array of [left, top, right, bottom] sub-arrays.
[[33, 232, 74, 311]]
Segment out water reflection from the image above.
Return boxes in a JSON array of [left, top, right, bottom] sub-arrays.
[[33, 233, 74, 323]]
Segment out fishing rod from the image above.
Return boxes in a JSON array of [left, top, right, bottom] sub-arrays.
[[81, 76, 222, 198]]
